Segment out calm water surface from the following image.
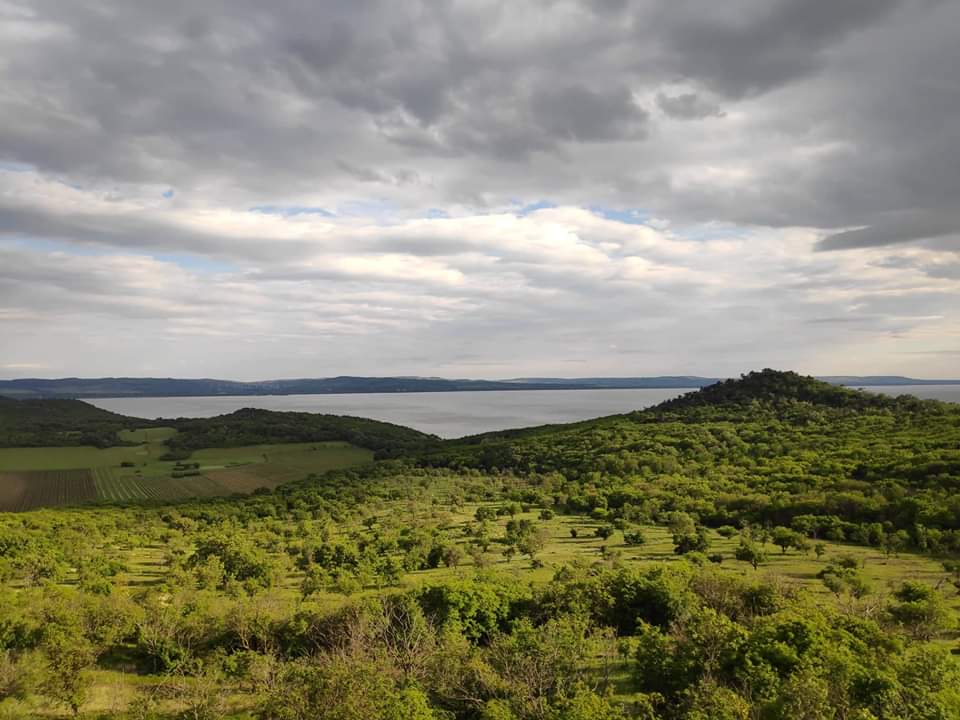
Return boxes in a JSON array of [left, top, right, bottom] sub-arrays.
[[90, 388, 694, 438], [89, 385, 960, 439]]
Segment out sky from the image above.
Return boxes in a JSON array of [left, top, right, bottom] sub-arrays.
[[1, 0, 959, 380]]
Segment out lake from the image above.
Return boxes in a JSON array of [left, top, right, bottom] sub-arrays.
[[88, 384, 960, 439], [89, 388, 694, 438]]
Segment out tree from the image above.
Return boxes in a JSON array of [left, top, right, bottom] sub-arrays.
[[39, 629, 96, 717], [883, 530, 909, 558], [518, 528, 549, 563], [734, 542, 767, 570], [595, 526, 615, 541], [674, 529, 709, 556], [666, 512, 696, 538], [475, 506, 498, 522], [441, 545, 463, 568], [887, 582, 954, 640], [486, 615, 597, 716], [792, 536, 812, 556], [772, 527, 799, 555]]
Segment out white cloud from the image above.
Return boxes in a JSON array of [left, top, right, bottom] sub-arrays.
[[1, 0, 959, 378]]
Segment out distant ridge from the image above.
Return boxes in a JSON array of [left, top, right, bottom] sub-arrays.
[[0, 373, 957, 399]]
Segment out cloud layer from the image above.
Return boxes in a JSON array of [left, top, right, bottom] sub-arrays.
[[1, 0, 958, 377]]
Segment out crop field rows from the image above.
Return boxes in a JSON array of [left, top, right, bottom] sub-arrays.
[[93, 467, 237, 503], [0, 469, 97, 511]]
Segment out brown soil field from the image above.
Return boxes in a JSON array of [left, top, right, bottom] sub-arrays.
[[204, 465, 300, 494], [0, 469, 97, 511]]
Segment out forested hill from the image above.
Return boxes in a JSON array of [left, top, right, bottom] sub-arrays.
[[646, 368, 938, 417], [166, 408, 435, 456], [0, 398, 435, 454], [0, 397, 159, 448], [415, 370, 960, 545]]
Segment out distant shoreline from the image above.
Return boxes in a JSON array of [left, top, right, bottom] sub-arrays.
[[3, 374, 960, 400]]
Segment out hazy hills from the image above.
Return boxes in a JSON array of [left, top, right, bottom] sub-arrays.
[[0, 373, 957, 399]]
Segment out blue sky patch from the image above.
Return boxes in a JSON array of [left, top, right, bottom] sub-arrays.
[[591, 207, 651, 225], [250, 205, 335, 217], [515, 200, 557, 216]]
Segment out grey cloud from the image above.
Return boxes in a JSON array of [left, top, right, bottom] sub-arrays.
[[651, 0, 904, 99], [817, 211, 960, 251], [918, 262, 960, 281], [529, 86, 648, 142], [656, 93, 724, 120], [1, 0, 956, 238]]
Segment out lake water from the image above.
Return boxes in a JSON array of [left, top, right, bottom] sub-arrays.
[[88, 384, 960, 439], [89, 388, 694, 438], [854, 384, 960, 404]]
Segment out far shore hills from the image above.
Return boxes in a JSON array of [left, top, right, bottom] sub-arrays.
[[1, 374, 959, 400]]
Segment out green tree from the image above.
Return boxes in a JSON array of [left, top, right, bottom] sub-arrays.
[[734, 542, 767, 570]]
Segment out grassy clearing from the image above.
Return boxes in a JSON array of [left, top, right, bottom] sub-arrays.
[[0, 445, 154, 471]]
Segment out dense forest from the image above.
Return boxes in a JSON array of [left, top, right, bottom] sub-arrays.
[[0, 370, 958, 719], [0, 398, 163, 448], [0, 399, 434, 456], [166, 409, 436, 457]]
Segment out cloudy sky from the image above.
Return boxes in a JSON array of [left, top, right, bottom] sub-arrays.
[[1, 0, 959, 380]]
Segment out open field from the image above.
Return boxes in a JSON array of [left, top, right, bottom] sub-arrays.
[[0, 444, 161, 471], [0, 435, 373, 511]]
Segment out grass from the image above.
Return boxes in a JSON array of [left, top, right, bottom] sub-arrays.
[[0, 445, 159, 471], [117, 426, 179, 443]]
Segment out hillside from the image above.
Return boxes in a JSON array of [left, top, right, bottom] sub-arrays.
[[0, 397, 159, 447], [647, 368, 935, 415], [167, 407, 437, 457], [417, 370, 960, 542]]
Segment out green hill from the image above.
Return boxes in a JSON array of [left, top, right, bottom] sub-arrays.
[[0, 397, 156, 448], [416, 370, 960, 542], [166, 407, 437, 457]]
